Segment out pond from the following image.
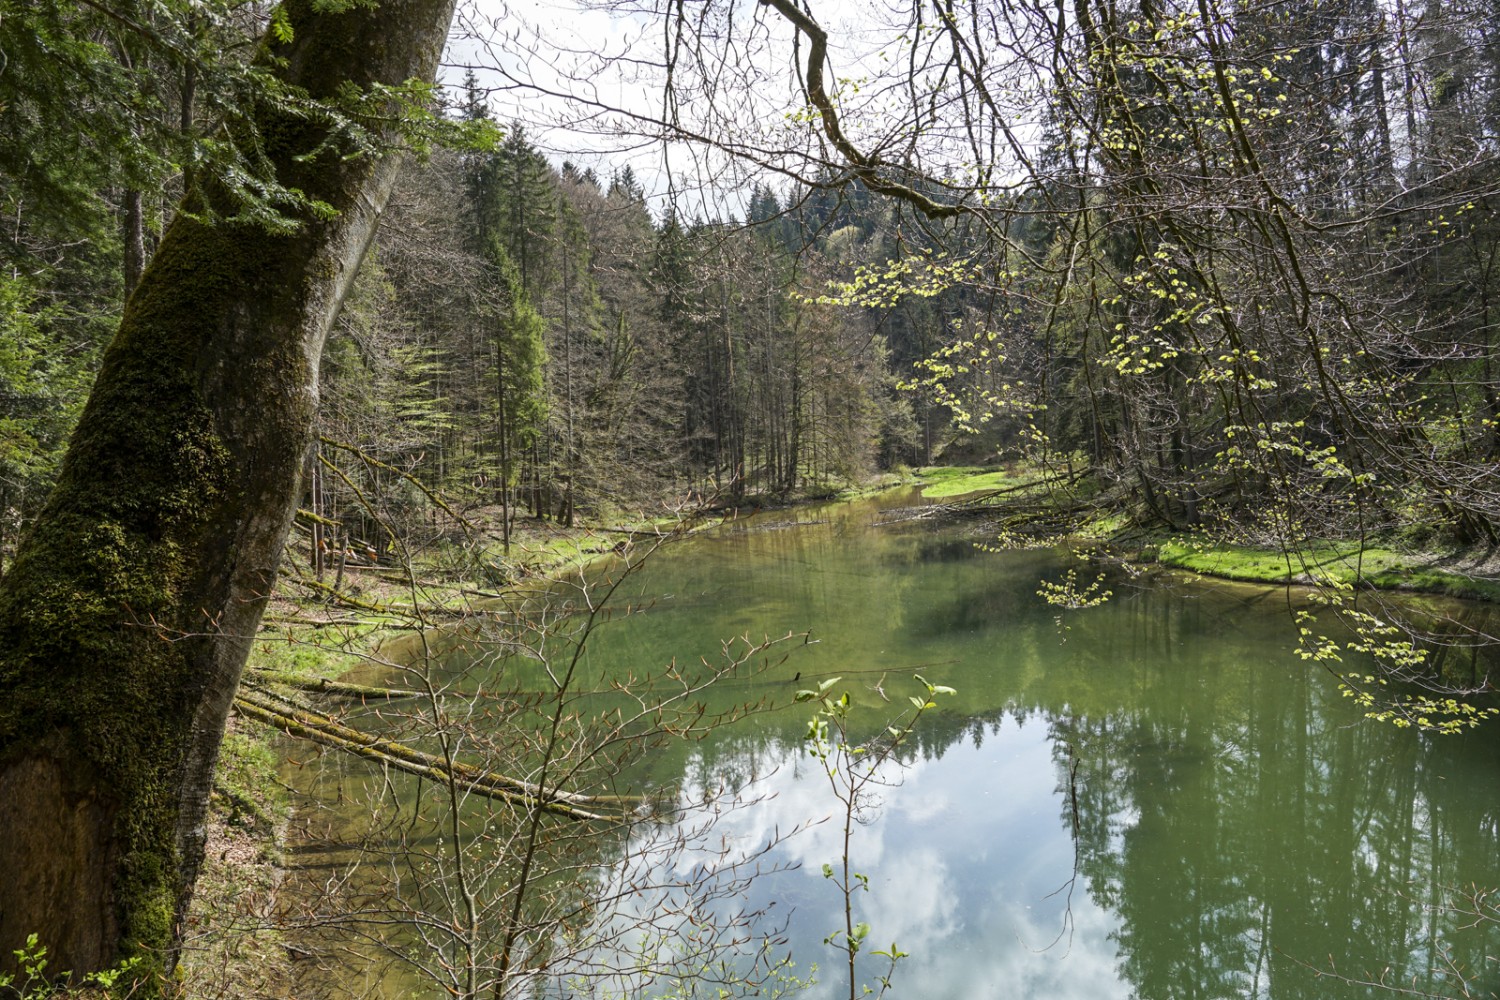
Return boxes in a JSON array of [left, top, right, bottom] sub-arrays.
[[290, 487, 1500, 1000]]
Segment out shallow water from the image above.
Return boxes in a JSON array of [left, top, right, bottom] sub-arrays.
[[557, 491, 1500, 1000], [292, 488, 1500, 999]]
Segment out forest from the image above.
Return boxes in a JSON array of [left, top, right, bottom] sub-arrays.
[[2, 0, 1500, 994], [4, 0, 1500, 563], [1, 78, 948, 566]]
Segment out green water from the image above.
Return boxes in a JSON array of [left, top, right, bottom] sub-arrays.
[[560, 490, 1500, 999], [298, 488, 1500, 999]]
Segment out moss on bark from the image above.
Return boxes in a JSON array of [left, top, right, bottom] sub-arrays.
[[0, 0, 458, 988]]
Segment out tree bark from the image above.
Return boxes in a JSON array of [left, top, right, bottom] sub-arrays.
[[232, 692, 635, 819], [0, 0, 455, 985], [122, 188, 147, 300]]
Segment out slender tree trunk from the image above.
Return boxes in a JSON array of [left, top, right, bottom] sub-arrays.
[[180, 13, 198, 195], [1369, 43, 1394, 187], [113, 44, 149, 301], [788, 364, 802, 491], [0, 0, 455, 985], [122, 189, 147, 300], [311, 449, 325, 580], [720, 284, 743, 500], [498, 341, 512, 554], [562, 232, 576, 527]]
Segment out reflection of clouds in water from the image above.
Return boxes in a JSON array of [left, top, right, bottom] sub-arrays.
[[838, 731, 1126, 1000], [858, 843, 959, 955], [567, 719, 1130, 1000], [890, 764, 952, 825], [904, 897, 1126, 1000]]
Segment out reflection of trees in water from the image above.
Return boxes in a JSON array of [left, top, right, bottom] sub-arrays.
[[606, 606, 1498, 999], [598, 535, 1500, 999], [1040, 598, 1500, 1000], [1405, 601, 1500, 694]]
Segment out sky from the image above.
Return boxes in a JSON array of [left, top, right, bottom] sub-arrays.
[[438, 0, 788, 216], [436, 0, 989, 220]]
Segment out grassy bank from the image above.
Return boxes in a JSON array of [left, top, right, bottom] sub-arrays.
[[915, 465, 1018, 498], [1145, 537, 1500, 603], [913, 462, 1500, 602], [896, 463, 1500, 604]]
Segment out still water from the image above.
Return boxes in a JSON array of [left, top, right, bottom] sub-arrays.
[[302, 488, 1500, 999], [555, 489, 1500, 1000]]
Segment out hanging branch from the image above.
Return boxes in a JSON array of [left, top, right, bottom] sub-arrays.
[[757, 0, 963, 220]]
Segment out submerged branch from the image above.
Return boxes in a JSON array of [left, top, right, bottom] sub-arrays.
[[233, 691, 640, 821]]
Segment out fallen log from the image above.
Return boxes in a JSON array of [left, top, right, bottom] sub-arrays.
[[246, 670, 426, 700], [233, 691, 641, 822]]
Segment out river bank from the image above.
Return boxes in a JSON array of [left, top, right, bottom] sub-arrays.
[[910, 464, 1500, 603], [182, 465, 1499, 995]]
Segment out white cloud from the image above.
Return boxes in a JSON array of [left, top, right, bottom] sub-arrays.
[[439, 0, 1047, 216], [569, 718, 1130, 1000]]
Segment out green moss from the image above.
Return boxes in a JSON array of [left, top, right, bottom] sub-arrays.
[[0, 215, 256, 992], [1081, 510, 1131, 537], [918, 466, 1012, 498], [1151, 539, 1500, 601], [1154, 540, 1407, 584]]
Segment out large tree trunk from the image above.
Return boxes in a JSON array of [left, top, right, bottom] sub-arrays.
[[0, 0, 454, 985]]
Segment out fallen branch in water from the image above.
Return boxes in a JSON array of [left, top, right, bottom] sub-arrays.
[[245, 670, 426, 699], [233, 690, 640, 822]]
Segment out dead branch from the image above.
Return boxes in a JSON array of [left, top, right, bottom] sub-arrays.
[[233, 691, 643, 821]]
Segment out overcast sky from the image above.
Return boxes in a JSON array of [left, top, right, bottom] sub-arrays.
[[437, 0, 933, 219]]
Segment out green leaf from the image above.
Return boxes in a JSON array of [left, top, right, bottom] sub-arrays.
[[270, 6, 294, 42]]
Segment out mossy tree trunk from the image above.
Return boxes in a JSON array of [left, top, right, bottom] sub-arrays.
[[0, 0, 455, 984]]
